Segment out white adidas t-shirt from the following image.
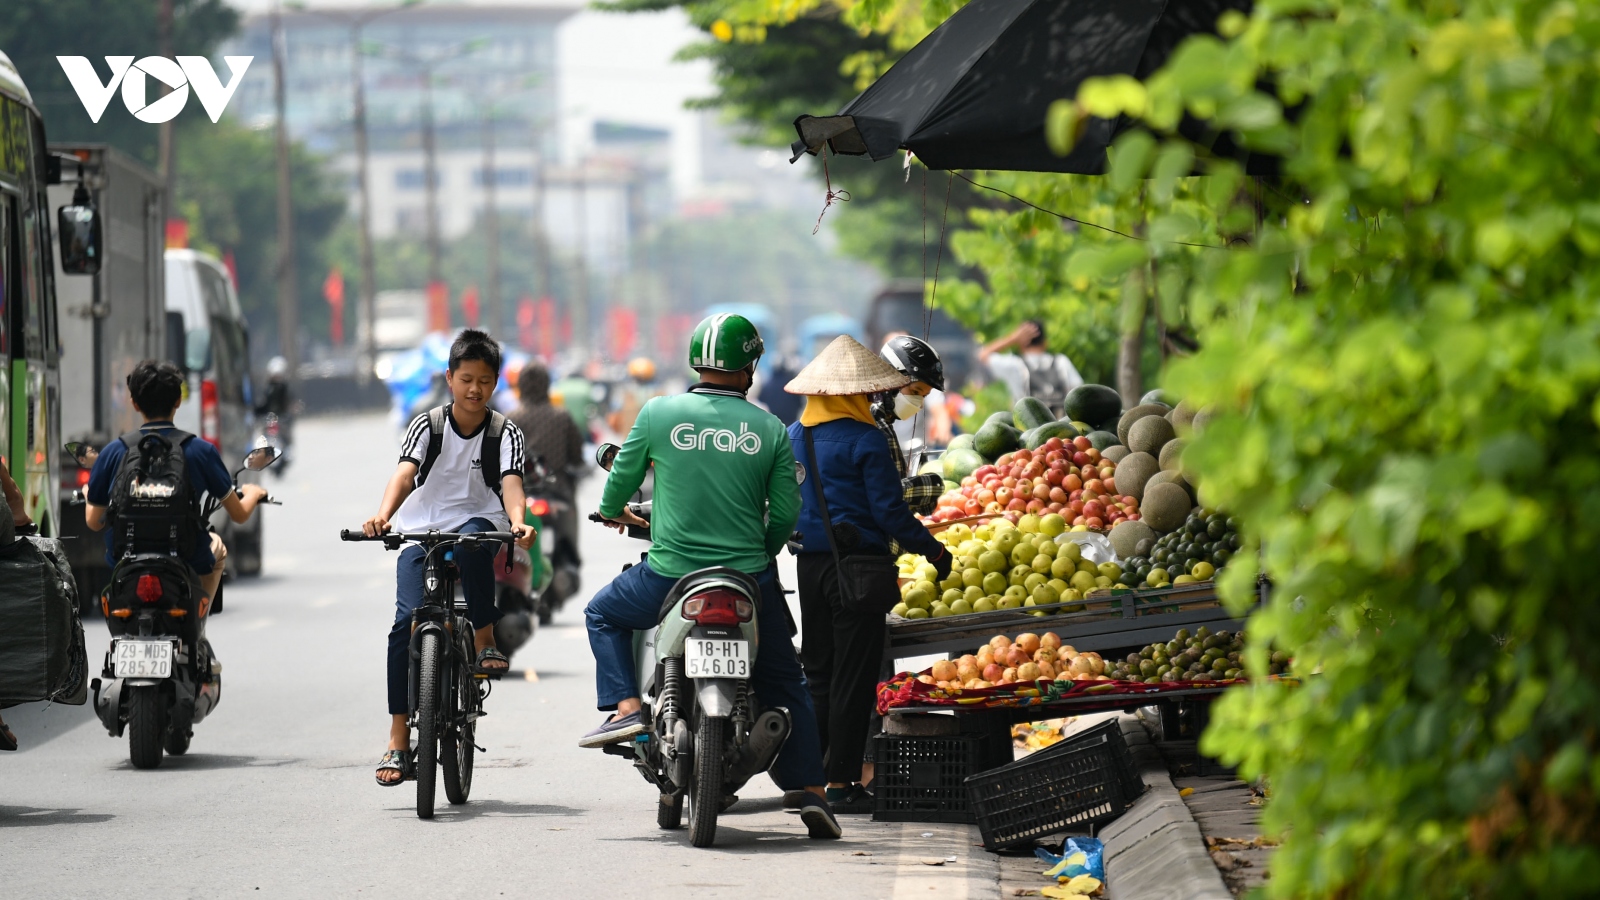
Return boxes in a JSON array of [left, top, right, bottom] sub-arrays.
[[391, 405, 526, 532]]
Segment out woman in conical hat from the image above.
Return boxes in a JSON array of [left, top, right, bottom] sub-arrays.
[[784, 336, 952, 812]]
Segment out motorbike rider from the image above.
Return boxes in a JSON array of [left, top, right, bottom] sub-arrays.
[[360, 329, 537, 787], [873, 335, 950, 520], [255, 356, 295, 453], [607, 356, 658, 437], [580, 312, 842, 839], [83, 360, 270, 609], [508, 360, 584, 566]]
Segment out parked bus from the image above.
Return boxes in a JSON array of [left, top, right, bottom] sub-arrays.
[[0, 51, 94, 536]]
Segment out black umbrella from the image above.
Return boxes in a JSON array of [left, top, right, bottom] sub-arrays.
[[790, 0, 1258, 174]]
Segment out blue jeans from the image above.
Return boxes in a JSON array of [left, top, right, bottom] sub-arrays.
[[387, 517, 503, 715], [585, 559, 827, 789]]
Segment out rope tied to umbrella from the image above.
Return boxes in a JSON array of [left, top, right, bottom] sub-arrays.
[[811, 147, 851, 235]]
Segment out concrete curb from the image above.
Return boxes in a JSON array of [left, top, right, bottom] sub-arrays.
[[1097, 715, 1233, 900]]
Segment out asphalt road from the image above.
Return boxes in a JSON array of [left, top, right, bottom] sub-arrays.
[[1, 413, 989, 899]]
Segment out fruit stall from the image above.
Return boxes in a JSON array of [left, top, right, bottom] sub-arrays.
[[866, 385, 1292, 832]]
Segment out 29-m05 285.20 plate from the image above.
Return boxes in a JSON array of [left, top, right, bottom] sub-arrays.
[[113, 639, 174, 679]]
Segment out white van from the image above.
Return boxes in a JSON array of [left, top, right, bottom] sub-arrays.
[[165, 249, 264, 579]]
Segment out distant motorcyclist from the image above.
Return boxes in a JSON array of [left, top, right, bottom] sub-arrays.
[[255, 356, 296, 457], [606, 356, 658, 437], [508, 360, 584, 564]]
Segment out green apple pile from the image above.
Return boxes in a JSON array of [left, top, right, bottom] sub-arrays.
[[894, 517, 1123, 619]]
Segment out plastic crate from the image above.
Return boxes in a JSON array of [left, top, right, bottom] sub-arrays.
[[964, 719, 1144, 850], [872, 733, 993, 823]]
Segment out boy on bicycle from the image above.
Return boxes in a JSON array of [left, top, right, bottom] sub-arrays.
[[361, 330, 537, 786]]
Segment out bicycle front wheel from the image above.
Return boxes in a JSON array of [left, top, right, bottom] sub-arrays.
[[415, 631, 442, 819], [443, 640, 475, 805]]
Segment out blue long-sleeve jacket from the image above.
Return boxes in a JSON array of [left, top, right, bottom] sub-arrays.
[[788, 419, 946, 561]]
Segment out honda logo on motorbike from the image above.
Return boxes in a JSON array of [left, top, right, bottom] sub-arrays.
[[57, 56, 253, 123]]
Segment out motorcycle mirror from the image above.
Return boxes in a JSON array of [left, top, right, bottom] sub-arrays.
[[64, 442, 97, 468], [595, 443, 620, 472], [243, 445, 281, 471]]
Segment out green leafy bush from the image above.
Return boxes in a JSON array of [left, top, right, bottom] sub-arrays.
[[1056, 1, 1600, 894]]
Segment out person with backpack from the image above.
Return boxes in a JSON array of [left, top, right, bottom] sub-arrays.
[[979, 319, 1085, 418], [360, 329, 537, 787], [83, 361, 269, 610]]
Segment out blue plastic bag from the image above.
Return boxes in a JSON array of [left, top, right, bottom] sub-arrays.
[[1036, 837, 1105, 880]]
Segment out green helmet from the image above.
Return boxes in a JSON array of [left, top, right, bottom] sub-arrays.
[[688, 313, 764, 372]]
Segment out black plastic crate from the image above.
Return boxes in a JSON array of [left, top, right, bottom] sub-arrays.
[[964, 719, 1144, 850], [873, 733, 993, 823]]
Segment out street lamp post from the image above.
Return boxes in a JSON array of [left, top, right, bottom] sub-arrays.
[[480, 106, 500, 335], [296, 0, 421, 380], [271, 1, 298, 376]]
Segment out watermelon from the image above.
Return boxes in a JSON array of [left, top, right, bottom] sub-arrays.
[[1062, 384, 1122, 426], [973, 421, 1022, 460], [1022, 421, 1080, 450], [946, 433, 976, 453], [1012, 396, 1053, 431], [1086, 430, 1121, 451], [942, 448, 986, 483]]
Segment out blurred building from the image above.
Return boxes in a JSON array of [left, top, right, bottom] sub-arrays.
[[224, 4, 569, 239]]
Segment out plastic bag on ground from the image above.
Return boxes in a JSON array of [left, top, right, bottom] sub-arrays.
[[0, 534, 87, 707]]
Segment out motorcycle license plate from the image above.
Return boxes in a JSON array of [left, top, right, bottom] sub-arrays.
[[114, 640, 173, 679], [685, 639, 749, 679]]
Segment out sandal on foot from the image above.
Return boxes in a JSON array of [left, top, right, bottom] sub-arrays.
[[473, 647, 510, 678], [375, 749, 412, 787]]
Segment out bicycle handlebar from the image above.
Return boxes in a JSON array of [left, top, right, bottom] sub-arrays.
[[340, 529, 517, 544]]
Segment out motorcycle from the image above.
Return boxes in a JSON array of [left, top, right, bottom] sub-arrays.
[[589, 442, 793, 848], [260, 412, 291, 477], [66, 441, 282, 769], [525, 457, 583, 626]]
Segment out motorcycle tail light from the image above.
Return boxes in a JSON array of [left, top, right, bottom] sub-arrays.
[[528, 497, 550, 517], [201, 379, 221, 450], [110, 609, 133, 618], [682, 588, 754, 625], [76, 468, 91, 488], [136, 574, 163, 604]]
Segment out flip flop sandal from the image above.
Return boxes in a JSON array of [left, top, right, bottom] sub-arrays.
[[375, 749, 411, 787], [0, 725, 16, 752], [473, 647, 511, 678]]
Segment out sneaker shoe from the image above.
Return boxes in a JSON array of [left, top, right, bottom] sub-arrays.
[[578, 711, 646, 748], [828, 783, 875, 815], [798, 793, 842, 839], [781, 789, 808, 810]]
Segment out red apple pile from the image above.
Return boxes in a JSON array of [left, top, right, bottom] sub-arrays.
[[924, 436, 1143, 532]]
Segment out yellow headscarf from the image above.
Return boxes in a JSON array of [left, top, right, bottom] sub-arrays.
[[799, 393, 877, 427]]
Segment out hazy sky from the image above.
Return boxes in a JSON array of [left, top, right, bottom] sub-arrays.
[[229, 0, 715, 192]]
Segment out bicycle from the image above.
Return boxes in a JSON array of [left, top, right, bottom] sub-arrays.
[[341, 528, 515, 819]]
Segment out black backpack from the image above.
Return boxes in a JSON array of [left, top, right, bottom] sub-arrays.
[[107, 429, 205, 560], [415, 406, 508, 496]]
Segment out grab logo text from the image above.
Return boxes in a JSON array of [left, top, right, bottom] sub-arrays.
[[671, 422, 762, 455], [57, 56, 253, 124]]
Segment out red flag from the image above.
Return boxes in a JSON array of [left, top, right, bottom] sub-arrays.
[[426, 281, 449, 333], [164, 218, 189, 249], [323, 266, 346, 346], [607, 308, 637, 361], [536, 298, 555, 360], [516, 296, 536, 351], [461, 285, 480, 328]]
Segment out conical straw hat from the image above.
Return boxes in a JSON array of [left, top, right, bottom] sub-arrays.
[[785, 335, 913, 395]]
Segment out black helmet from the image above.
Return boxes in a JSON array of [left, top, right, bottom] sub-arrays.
[[880, 335, 945, 392]]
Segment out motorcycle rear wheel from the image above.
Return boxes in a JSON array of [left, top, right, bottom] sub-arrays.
[[415, 632, 442, 819], [687, 716, 726, 847], [128, 686, 165, 770]]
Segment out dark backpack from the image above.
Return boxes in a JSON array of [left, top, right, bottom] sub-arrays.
[[416, 406, 507, 496], [108, 429, 205, 560]]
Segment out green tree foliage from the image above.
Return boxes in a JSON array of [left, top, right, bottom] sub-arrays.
[[0, 0, 238, 162], [1048, 1, 1600, 894], [172, 119, 345, 354]]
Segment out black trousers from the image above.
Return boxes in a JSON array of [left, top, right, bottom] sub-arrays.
[[797, 552, 887, 784]]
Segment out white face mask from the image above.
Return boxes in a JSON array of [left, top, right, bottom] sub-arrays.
[[893, 392, 925, 420]]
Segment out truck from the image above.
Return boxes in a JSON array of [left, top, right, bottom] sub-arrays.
[[863, 279, 978, 392], [48, 145, 168, 598], [0, 51, 92, 545]]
